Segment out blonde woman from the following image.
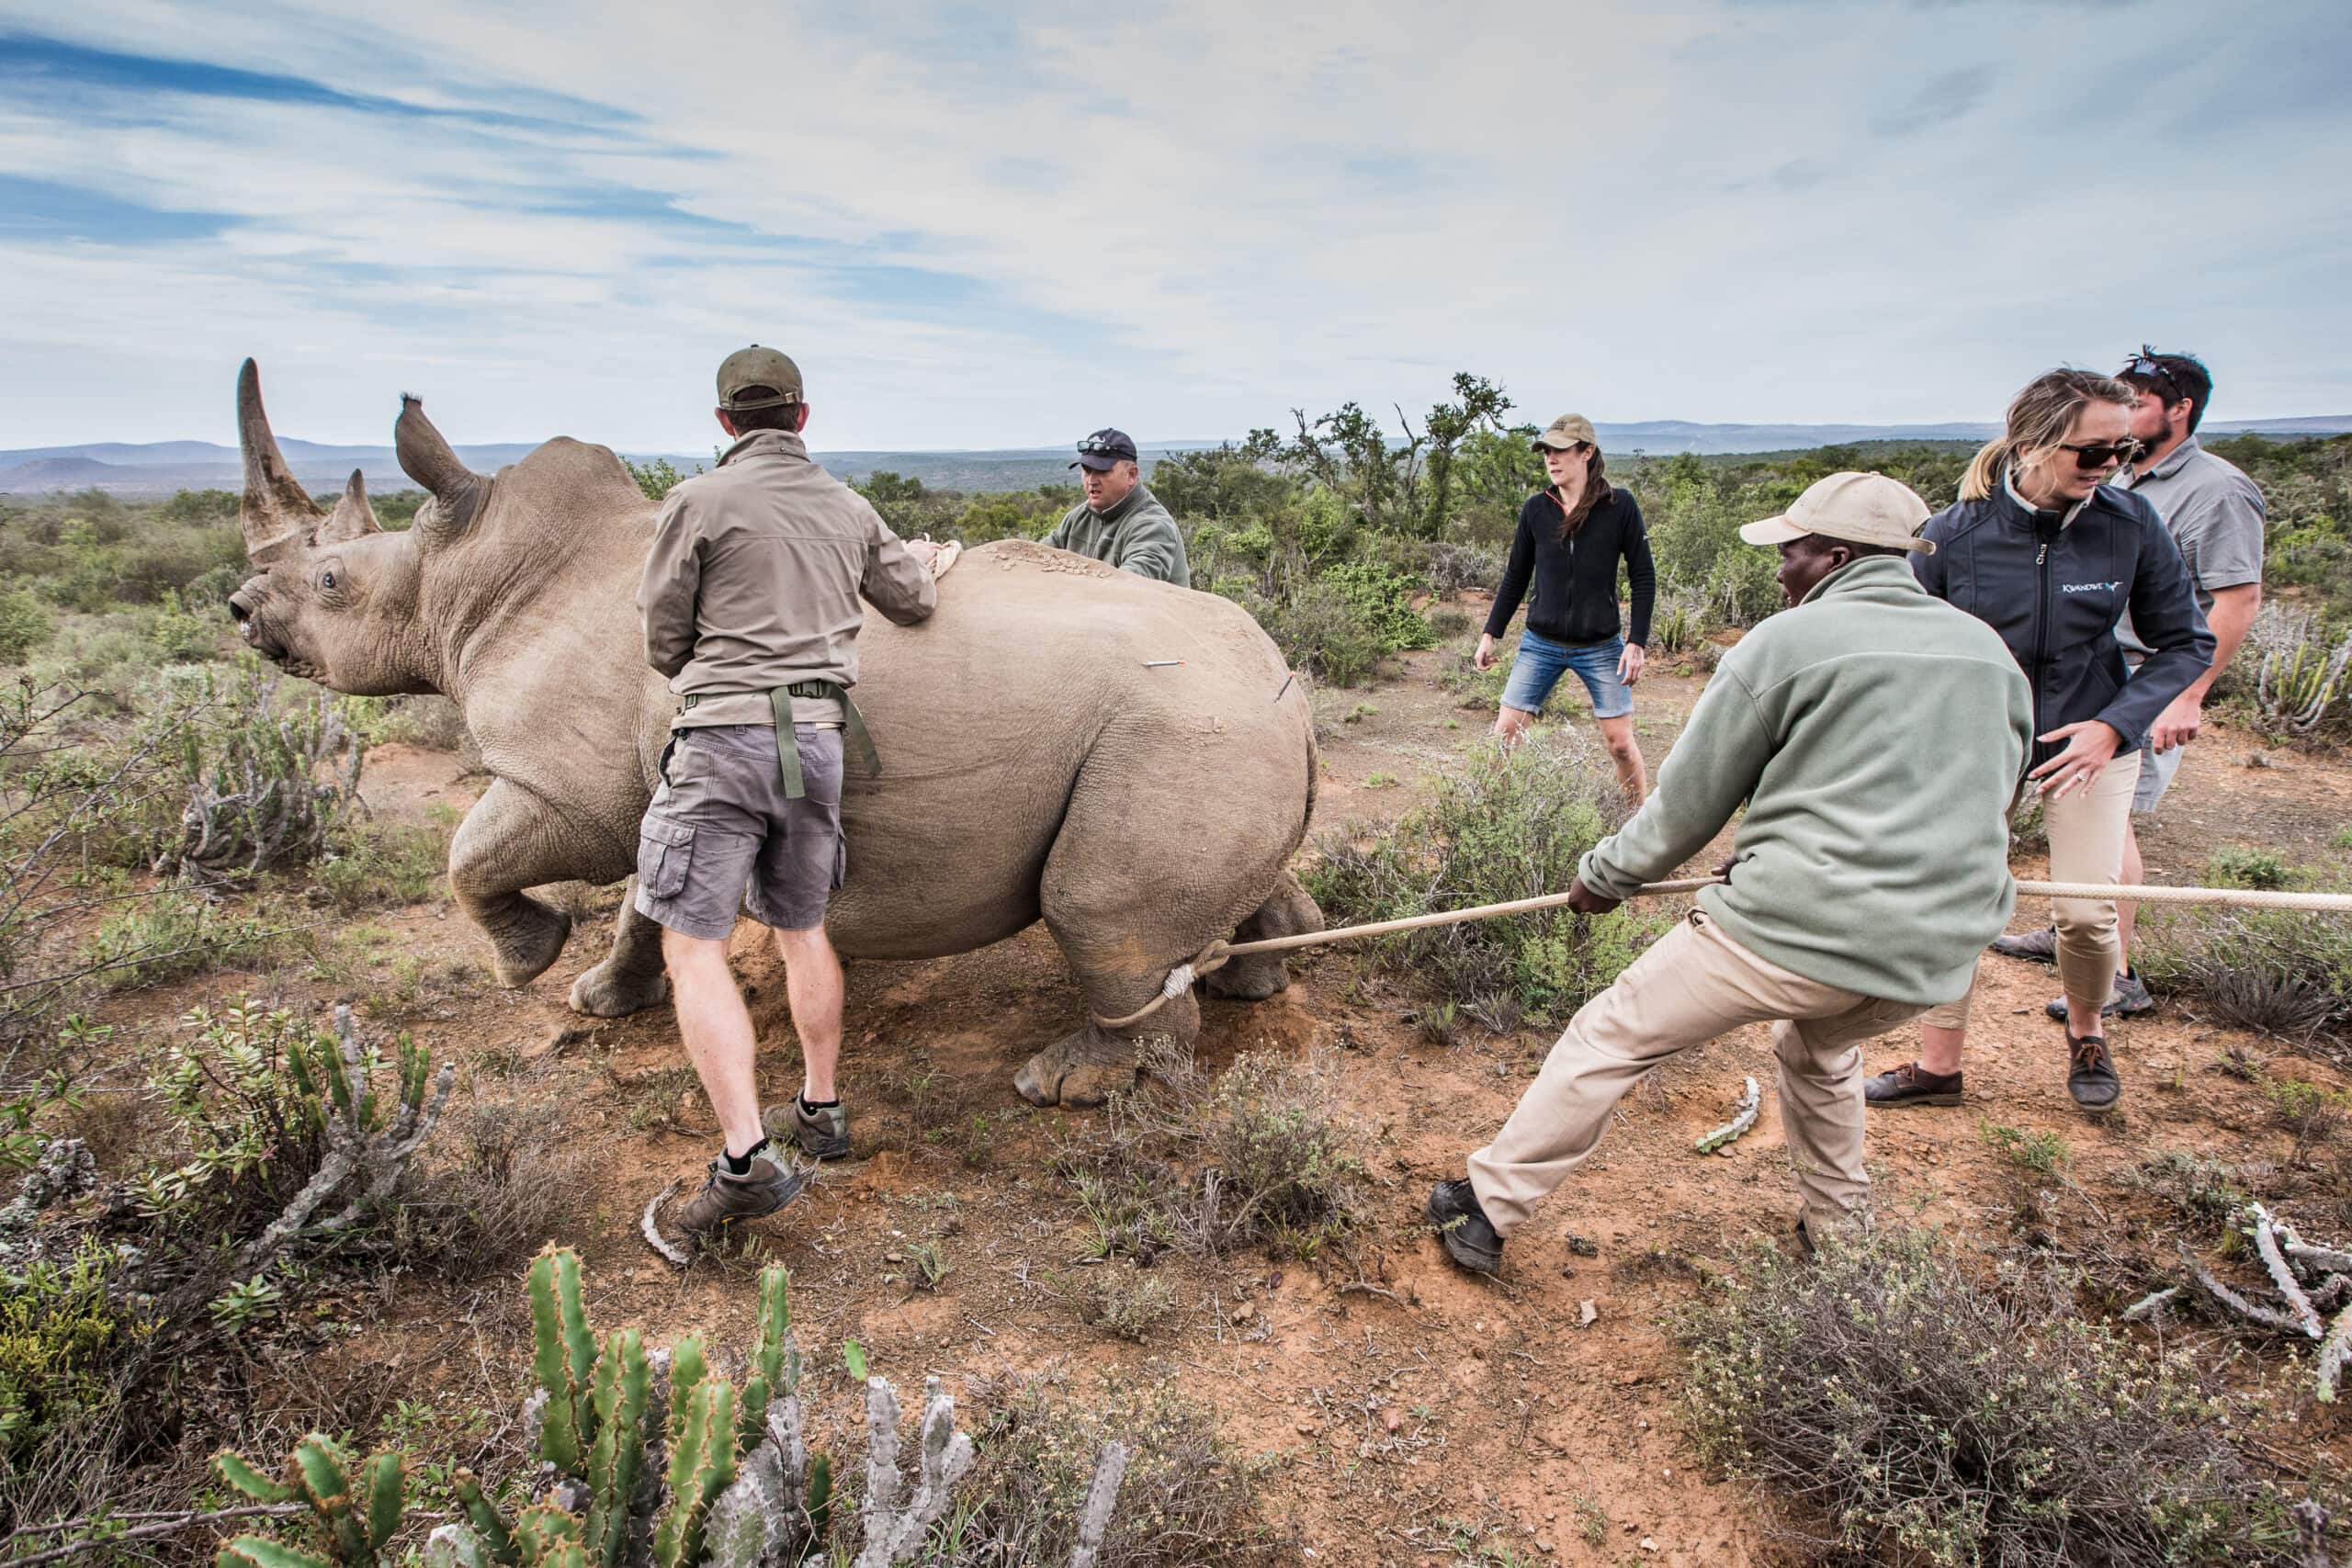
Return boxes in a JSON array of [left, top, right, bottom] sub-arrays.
[[1864, 369, 2211, 1114]]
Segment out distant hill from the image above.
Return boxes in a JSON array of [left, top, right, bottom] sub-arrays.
[[5, 419, 2346, 498]]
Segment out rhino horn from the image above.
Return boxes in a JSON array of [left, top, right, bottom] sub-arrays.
[[395, 394, 486, 538], [238, 358, 322, 565], [315, 468, 382, 547]]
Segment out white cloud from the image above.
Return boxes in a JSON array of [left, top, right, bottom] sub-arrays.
[[0, 0, 2346, 451]]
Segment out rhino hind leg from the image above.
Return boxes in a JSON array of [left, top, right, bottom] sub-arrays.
[[1014, 991, 1200, 1110], [449, 779, 593, 988], [1204, 871, 1324, 1001], [569, 884, 672, 1017]]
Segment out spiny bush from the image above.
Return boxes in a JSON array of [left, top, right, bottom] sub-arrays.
[[147, 658, 364, 880], [958, 1372, 1293, 1565], [1424, 540, 1501, 597], [1306, 732, 1664, 1027], [1057, 1047, 1377, 1269], [1679, 1230, 2298, 1567], [2135, 904, 2352, 1050]]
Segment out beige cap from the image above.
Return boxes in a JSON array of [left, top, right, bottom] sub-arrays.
[[716, 344, 804, 411], [1738, 471, 1936, 555], [1531, 413, 1598, 452]]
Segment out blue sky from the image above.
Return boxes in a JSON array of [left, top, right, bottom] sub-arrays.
[[1, 1, 2347, 452]]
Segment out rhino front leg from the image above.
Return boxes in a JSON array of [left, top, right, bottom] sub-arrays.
[[449, 778, 590, 988], [568, 882, 673, 1017]]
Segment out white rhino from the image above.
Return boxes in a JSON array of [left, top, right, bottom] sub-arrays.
[[225, 361, 1322, 1106]]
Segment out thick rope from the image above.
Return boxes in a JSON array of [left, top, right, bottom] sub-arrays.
[[1087, 875, 2352, 1029]]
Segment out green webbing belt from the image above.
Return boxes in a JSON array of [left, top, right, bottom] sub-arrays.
[[768, 682, 880, 800]]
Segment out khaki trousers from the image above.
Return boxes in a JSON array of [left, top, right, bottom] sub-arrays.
[[1466, 912, 1924, 1237], [1921, 750, 2142, 1031]]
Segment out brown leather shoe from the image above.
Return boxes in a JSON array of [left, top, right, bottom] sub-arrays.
[[664, 1146, 812, 1236], [1862, 1061, 1963, 1109], [2066, 1033, 2120, 1113]]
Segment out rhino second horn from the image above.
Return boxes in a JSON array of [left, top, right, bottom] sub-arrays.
[[316, 468, 383, 547], [237, 357, 323, 565], [395, 394, 486, 536]]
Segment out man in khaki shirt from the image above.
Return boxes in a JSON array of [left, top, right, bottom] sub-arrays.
[[636, 344, 938, 1238]]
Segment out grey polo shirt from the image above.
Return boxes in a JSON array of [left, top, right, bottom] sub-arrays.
[[2116, 434, 2265, 656]]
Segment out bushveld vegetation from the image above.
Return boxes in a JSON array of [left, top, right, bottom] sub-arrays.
[[2, 390, 2349, 1561]]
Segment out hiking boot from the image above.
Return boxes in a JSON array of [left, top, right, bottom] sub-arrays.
[[2066, 1033, 2121, 1114], [1862, 1061, 1963, 1109], [1989, 925, 2059, 963], [1425, 1179, 1503, 1277], [1794, 1213, 1816, 1258], [767, 1096, 852, 1160], [2044, 969, 2154, 1021], [663, 1147, 812, 1237]]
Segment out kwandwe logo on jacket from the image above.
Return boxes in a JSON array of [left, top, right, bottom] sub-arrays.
[[2060, 581, 2122, 593]]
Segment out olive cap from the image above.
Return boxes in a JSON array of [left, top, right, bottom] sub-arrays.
[[717, 344, 804, 411]]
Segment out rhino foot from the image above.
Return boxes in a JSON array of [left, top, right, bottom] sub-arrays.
[[1014, 1029, 1139, 1109], [487, 897, 572, 988], [570, 957, 670, 1018]]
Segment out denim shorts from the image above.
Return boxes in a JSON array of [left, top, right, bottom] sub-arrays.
[[1499, 631, 1634, 720]]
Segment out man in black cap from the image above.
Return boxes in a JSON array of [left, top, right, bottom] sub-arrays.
[[1043, 428, 1190, 584]]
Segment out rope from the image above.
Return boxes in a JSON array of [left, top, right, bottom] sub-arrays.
[[1084, 876, 2352, 1032]]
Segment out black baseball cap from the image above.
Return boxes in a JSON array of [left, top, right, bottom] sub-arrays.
[[1071, 428, 1138, 471]]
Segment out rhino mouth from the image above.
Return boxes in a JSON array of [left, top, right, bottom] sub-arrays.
[[227, 593, 290, 663]]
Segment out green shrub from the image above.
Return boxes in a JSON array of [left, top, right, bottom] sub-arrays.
[[0, 587, 51, 663], [313, 819, 453, 910], [79, 890, 286, 991], [0, 1243, 146, 1469], [147, 659, 365, 878], [2208, 846, 2294, 890], [1306, 733, 1663, 1026], [145, 588, 218, 663], [1679, 1230, 2289, 1567]]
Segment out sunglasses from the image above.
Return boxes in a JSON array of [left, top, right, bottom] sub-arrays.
[[2055, 437, 2144, 470], [2120, 347, 2188, 406], [1076, 436, 1132, 456]]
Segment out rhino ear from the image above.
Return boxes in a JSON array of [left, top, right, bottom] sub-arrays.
[[396, 394, 487, 544], [313, 468, 381, 547], [237, 358, 324, 567]]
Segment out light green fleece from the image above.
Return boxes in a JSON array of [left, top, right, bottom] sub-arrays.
[[1578, 555, 2032, 1005], [1044, 486, 1191, 584]]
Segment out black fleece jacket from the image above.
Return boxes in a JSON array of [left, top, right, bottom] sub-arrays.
[[1916, 479, 2213, 774], [1484, 485, 1656, 647]]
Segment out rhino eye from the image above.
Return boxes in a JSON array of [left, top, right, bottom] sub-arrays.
[[319, 569, 338, 592]]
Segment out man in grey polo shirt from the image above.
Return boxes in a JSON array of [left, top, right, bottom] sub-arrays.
[[1995, 348, 2265, 1021], [1044, 428, 1190, 583]]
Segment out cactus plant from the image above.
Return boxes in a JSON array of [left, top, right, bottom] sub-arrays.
[[214, 1433, 405, 1568], [242, 1250, 1128, 1568]]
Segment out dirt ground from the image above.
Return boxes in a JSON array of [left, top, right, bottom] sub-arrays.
[[98, 604, 2352, 1566]]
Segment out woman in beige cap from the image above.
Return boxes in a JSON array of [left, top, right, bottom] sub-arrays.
[[1474, 413, 1656, 804]]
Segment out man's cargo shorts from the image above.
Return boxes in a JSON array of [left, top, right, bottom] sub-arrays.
[[634, 723, 845, 940]]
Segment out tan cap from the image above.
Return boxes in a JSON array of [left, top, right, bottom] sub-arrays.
[[1531, 412, 1598, 452], [1738, 471, 1936, 555], [716, 344, 804, 411]]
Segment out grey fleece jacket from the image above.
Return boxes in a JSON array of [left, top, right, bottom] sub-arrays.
[[1577, 556, 2032, 1005], [1044, 486, 1191, 584]]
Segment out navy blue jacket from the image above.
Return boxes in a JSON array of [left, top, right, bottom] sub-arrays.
[[1915, 479, 2213, 774]]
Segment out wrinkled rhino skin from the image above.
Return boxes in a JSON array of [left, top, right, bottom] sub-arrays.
[[224, 360, 1321, 1104]]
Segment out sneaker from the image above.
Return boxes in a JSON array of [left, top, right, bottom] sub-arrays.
[[664, 1147, 812, 1236], [1862, 1061, 1964, 1109], [2044, 969, 2154, 1021], [767, 1096, 851, 1160], [1425, 1179, 1503, 1277], [2066, 1034, 2121, 1113], [1989, 926, 2058, 962]]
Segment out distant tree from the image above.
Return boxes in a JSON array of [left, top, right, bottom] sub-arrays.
[[1281, 372, 1516, 539]]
